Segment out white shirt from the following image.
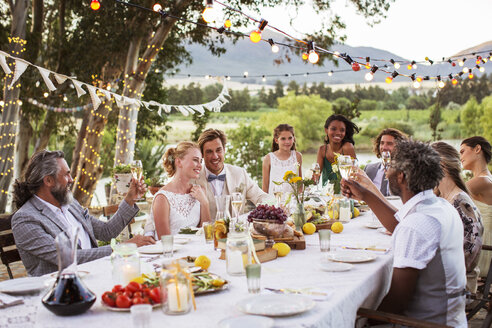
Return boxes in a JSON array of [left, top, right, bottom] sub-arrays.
[[205, 166, 225, 196], [35, 196, 92, 249], [373, 166, 385, 191]]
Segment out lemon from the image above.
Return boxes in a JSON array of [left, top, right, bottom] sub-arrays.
[[212, 279, 226, 287], [327, 208, 339, 220], [272, 242, 291, 257], [353, 207, 360, 218], [214, 221, 227, 240], [194, 255, 211, 270], [131, 275, 145, 284], [302, 222, 316, 235], [331, 222, 344, 233]]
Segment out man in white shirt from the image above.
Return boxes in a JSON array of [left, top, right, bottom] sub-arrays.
[[195, 129, 272, 219], [364, 128, 407, 196], [12, 150, 155, 276], [342, 140, 467, 327]]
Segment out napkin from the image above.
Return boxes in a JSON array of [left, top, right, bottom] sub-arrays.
[[0, 293, 24, 308]]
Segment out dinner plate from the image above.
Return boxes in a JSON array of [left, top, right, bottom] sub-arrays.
[[193, 272, 229, 295], [236, 294, 315, 317], [0, 276, 48, 295], [138, 244, 182, 254], [364, 221, 383, 229], [101, 302, 161, 312], [325, 251, 377, 263], [319, 261, 353, 272], [218, 315, 274, 328], [174, 236, 191, 245]]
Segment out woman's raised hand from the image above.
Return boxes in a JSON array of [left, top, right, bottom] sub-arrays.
[[190, 184, 208, 204]]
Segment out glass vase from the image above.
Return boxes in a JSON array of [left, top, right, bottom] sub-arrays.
[[292, 202, 306, 231], [160, 266, 193, 315], [111, 243, 140, 285]]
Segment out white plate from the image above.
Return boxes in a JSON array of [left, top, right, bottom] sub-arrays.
[[174, 237, 191, 245], [325, 251, 377, 263], [138, 244, 182, 254], [49, 270, 89, 279], [364, 221, 383, 229], [236, 294, 315, 317], [218, 315, 274, 328], [0, 277, 47, 295], [319, 261, 353, 272]]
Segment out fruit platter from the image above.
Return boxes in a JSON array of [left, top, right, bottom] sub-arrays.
[[247, 205, 301, 239], [100, 281, 161, 311]]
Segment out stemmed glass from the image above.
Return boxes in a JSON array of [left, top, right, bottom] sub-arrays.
[[381, 151, 391, 171], [130, 160, 143, 181], [272, 184, 283, 208], [231, 192, 244, 225], [312, 163, 321, 192], [338, 155, 353, 201]]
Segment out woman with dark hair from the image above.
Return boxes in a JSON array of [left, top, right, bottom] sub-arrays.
[[262, 124, 302, 193], [460, 136, 492, 278], [316, 114, 359, 189], [432, 142, 483, 293]]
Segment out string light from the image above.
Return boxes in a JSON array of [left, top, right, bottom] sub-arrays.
[[152, 3, 162, 12], [224, 19, 232, 28], [249, 19, 267, 43], [307, 41, 319, 64], [202, 0, 216, 23], [268, 39, 279, 53], [437, 75, 445, 88], [90, 0, 101, 11]]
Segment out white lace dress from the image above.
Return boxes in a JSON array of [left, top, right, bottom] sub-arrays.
[[267, 150, 299, 194], [146, 190, 201, 238]]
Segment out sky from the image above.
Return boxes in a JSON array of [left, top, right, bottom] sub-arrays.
[[258, 0, 492, 61]]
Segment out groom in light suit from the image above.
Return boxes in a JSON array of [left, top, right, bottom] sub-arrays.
[[364, 128, 407, 197], [11, 150, 155, 276], [195, 129, 272, 219]]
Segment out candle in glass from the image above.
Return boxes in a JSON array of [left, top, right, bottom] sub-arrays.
[[167, 282, 190, 313]]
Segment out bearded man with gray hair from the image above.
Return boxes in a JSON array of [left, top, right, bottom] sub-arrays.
[[11, 150, 155, 276], [342, 140, 466, 327]]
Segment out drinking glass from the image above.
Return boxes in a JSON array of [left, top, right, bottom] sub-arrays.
[[339, 198, 351, 223], [381, 151, 391, 171], [131, 304, 151, 328], [338, 155, 353, 201], [318, 229, 331, 252], [130, 160, 143, 181], [161, 235, 174, 258], [203, 222, 214, 244], [312, 163, 321, 191], [272, 184, 283, 207], [231, 192, 243, 223], [245, 264, 261, 294]]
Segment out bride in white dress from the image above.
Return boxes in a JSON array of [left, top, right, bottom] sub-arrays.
[[145, 141, 211, 238]]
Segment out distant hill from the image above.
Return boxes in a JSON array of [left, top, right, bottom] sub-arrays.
[[171, 31, 492, 86]]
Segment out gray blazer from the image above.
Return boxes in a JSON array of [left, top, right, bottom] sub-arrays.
[[12, 197, 139, 276], [364, 162, 390, 196]]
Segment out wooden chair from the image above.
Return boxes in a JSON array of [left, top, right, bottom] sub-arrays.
[[467, 244, 492, 327], [102, 204, 134, 238], [357, 307, 451, 328], [0, 214, 22, 279]]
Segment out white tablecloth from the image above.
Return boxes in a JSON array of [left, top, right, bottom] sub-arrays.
[[6, 211, 395, 328]]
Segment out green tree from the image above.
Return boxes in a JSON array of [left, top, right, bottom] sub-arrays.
[[406, 95, 429, 109], [480, 96, 492, 143], [461, 97, 484, 137]]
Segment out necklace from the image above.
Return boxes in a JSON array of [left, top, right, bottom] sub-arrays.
[[476, 168, 489, 176]]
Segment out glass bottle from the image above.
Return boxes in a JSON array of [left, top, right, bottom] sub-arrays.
[[160, 263, 193, 315], [214, 195, 231, 250], [42, 227, 96, 316], [226, 221, 251, 276], [111, 243, 140, 285]]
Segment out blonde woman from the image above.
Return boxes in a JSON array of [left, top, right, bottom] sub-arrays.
[[145, 142, 211, 237]]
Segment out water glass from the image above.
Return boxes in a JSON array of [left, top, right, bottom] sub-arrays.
[[203, 222, 214, 244], [161, 235, 174, 258], [318, 229, 331, 252], [131, 304, 152, 328], [339, 199, 351, 223], [245, 264, 261, 294]]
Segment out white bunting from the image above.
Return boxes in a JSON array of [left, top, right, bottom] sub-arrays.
[[114, 94, 125, 108], [71, 79, 87, 97], [0, 52, 11, 75], [54, 73, 68, 84], [86, 85, 102, 110], [100, 89, 112, 101], [37, 67, 57, 91], [9, 58, 29, 87], [176, 106, 189, 116]]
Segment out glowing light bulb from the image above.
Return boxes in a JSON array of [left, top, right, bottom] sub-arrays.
[[458, 60, 464, 67], [226, 76, 231, 81], [394, 62, 400, 69], [302, 53, 308, 61], [243, 71, 249, 77], [333, 51, 340, 57], [249, 30, 261, 43], [0, 101, 4, 106], [452, 78, 458, 85], [351, 62, 360, 71], [468, 73, 474, 79], [308, 51, 319, 64], [262, 76, 266, 82], [365, 63, 371, 69], [90, 0, 100, 11], [365, 72, 374, 81], [202, 4, 216, 23], [438, 81, 445, 88], [18, 100, 23, 106], [63, 96, 68, 101], [476, 59, 481, 65], [328, 71, 333, 77], [413, 81, 421, 89], [385, 76, 393, 84], [413, 64, 417, 69], [43, 92, 49, 98], [407, 64, 412, 70], [271, 44, 279, 53], [416, 76, 423, 82], [224, 19, 232, 28], [462, 67, 468, 73], [479, 66, 485, 73], [152, 3, 162, 12], [205, 75, 210, 79]]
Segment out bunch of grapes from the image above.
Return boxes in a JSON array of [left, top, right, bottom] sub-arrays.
[[248, 204, 287, 223]]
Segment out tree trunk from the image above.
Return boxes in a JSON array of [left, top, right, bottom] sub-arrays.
[[70, 106, 90, 177], [0, 0, 28, 213], [14, 111, 33, 179], [33, 110, 56, 152]]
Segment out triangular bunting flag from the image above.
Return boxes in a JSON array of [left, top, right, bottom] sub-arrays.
[[9, 58, 29, 87], [101, 89, 112, 101], [148, 101, 160, 107], [142, 101, 150, 109], [86, 85, 102, 110], [0, 52, 11, 75], [114, 95, 125, 108], [176, 106, 189, 116], [191, 105, 205, 115], [71, 79, 87, 97], [54, 73, 68, 84], [37, 67, 57, 92]]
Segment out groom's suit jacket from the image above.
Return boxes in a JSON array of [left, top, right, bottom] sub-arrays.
[[364, 162, 390, 196], [195, 164, 271, 220], [12, 196, 138, 276]]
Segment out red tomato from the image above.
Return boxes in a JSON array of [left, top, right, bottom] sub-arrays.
[[123, 290, 133, 298], [102, 292, 116, 307], [116, 294, 131, 308], [126, 281, 142, 293], [149, 287, 161, 304], [132, 297, 144, 305], [142, 288, 151, 297], [112, 285, 123, 293], [142, 296, 151, 304], [133, 291, 142, 298]]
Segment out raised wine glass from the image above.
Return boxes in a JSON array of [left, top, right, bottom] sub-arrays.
[[130, 160, 143, 181], [338, 155, 353, 201], [312, 163, 321, 192]]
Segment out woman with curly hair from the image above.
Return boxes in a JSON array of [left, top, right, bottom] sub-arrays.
[[316, 114, 359, 191]]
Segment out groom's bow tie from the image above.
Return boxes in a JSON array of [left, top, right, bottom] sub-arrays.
[[208, 174, 226, 182]]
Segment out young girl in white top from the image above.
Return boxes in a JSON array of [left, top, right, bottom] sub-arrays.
[[262, 124, 303, 194]]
